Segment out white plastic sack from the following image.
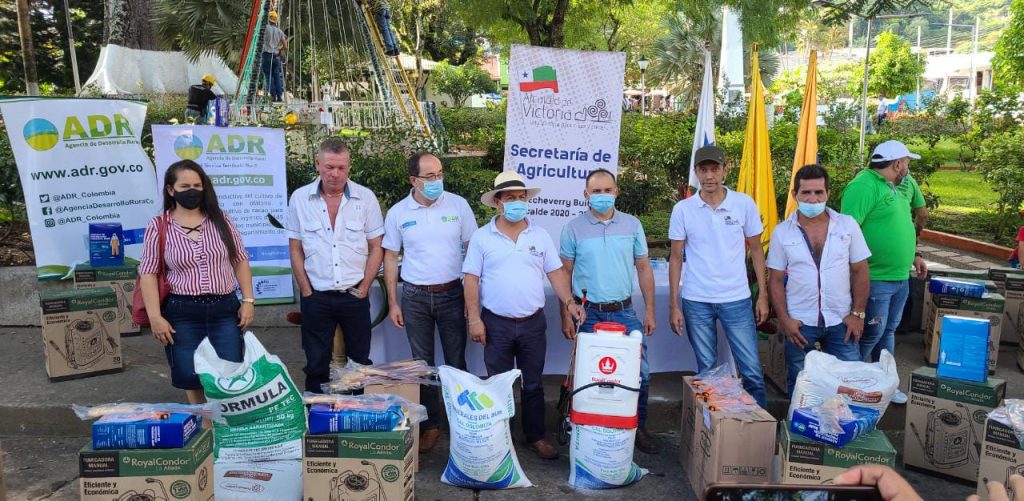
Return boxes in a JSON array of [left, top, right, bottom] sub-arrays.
[[195, 331, 307, 462], [569, 424, 647, 489], [214, 460, 302, 500], [439, 366, 532, 489], [788, 349, 899, 420]]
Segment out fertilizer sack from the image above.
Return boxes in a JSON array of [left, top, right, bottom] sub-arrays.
[[195, 331, 306, 462], [569, 424, 647, 489], [789, 349, 899, 420], [439, 366, 532, 489]]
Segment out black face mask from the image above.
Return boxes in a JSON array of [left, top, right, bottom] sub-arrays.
[[173, 188, 203, 210]]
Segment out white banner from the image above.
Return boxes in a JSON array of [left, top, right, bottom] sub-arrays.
[[504, 45, 626, 241], [0, 98, 160, 280], [152, 125, 293, 304]]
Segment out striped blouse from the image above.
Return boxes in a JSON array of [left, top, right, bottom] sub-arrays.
[[138, 212, 249, 296]]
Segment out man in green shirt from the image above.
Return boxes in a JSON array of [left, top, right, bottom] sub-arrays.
[[841, 140, 928, 405]]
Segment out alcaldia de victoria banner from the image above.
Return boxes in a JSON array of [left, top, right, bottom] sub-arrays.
[[503, 45, 626, 241]]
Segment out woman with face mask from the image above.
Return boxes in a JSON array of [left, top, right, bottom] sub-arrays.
[[138, 159, 254, 404]]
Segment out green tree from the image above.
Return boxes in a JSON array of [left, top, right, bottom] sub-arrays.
[[994, 0, 1024, 86], [852, 31, 925, 97], [452, 0, 643, 49], [152, 0, 253, 67], [430, 61, 495, 108], [0, 0, 103, 94]]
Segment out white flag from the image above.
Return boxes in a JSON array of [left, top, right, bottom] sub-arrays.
[[689, 49, 716, 191]]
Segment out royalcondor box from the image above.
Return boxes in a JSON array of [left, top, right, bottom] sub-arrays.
[[779, 423, 896, 484], [73, 264, 140, 335], [80, 428, 213, 501], [40, 287, 123, 381], [303, 430, 414, 501]]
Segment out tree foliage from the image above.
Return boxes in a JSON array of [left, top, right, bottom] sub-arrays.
[[430, 61, 494, 107], [0, 0, 103, 94], [152, 0, 250, 66], [853, 31, 925, 97], [993, 0, 1024, 87]]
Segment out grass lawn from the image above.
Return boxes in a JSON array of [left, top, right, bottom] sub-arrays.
[[924, 170, 1017, 247]]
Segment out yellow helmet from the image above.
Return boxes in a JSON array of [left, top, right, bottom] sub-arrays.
[[268, 11, 279, 22], [284, 111, 298, 125], [201, 74, 216, 85]]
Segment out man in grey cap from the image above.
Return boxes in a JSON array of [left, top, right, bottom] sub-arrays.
[[668, 145, 770, 408], [841, 140, 928, 405]]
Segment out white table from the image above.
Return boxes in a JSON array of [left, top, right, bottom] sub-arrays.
[[364, 266, 736, 376]]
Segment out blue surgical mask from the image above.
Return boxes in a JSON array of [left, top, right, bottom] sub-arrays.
[[797, 201, 827, 218], [589, 194, 615, 214], [420, 179, 443, 201], [502, 201, 528, 222]]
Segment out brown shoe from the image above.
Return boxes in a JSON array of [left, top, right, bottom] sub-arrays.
[[419, 428, 441, 454], [635, 427, 660, 454], [528, 438, 559, 459]]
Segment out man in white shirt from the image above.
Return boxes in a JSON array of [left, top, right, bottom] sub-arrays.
[[767, 164, 872, 394], [463, 171, 583, 460], [668, 145, 769, 408], [287, 138, 385, 393], [383, 152, 477, 453]]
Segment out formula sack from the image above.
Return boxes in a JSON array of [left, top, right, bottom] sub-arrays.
[[195, 331, 306, 462], [788, 349, 899, 420], [439, 365, 532, 489], [569, 424, 647, 489]]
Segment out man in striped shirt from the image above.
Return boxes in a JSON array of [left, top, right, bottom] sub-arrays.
[[287, 138, 385, 393]]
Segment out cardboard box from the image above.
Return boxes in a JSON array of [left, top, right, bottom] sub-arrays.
[[976, 412, 1024, 501], [215, 460, 302, 499], [303, 431, 414, 501], [678, 376, 776, 496], [778, 423, 896, 484], [364, 382, 420, 472], [678, 376, 700, 483], [40, 288, 123, 381], [923, 293, 1004, 374], [904, 367, 1005, 483], [80, 428, 213, 501], [92, 412, 200, 450], [73, 264, 140, 335], [89, 222, 124, 267], [987, 269, 1024, 347]]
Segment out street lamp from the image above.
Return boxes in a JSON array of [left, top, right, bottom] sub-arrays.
[[637, 55, 650, 116]]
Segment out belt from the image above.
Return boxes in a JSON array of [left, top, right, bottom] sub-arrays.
[[167, 293, 236, 304], [407, 279, 461, 293], [576, 296, 631, 312]]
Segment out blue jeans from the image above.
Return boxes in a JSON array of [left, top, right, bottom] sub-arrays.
[[374, 7, 398, 53], [580, 306, 650, 427], [163, 294, 244, 390], [261, 52, 283, 100], [300, 290, 373, 393], [785, 324, 862, 395], [402, 284, 468, 429], [682, 297, 766, 408], [862, 280, 910, 362]]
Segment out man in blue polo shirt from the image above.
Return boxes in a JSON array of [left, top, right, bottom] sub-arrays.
[[559, 168, 658, 454]]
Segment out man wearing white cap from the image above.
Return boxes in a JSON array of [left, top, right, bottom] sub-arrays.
[[463, 171, 583, 459], [841, 140, 928, 405]]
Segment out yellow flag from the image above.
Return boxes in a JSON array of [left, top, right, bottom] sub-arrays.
[[784, 50, 819, 218], [737, 47, 777, 249]]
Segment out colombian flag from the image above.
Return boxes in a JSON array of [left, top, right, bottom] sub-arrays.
[[519, 66, 559, 93], [784, 50, 819, 218], [737, 47, 777, 249]]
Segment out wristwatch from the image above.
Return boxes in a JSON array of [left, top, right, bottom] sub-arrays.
[[564, 298, 578, 309], [850, 311, 865, 319], [241, 297, 256, 304]]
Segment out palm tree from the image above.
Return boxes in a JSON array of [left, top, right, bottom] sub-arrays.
[[648, 6, 779, 109]]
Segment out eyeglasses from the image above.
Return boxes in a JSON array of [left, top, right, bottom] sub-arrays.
[[416, 172, 444, 182]]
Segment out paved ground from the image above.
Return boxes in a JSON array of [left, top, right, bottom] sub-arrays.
[[1, 243, 1019, 500]]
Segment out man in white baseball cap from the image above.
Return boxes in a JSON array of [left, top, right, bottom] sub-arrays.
[[841, 140, 928, 405], [462, 171, 583, 459]]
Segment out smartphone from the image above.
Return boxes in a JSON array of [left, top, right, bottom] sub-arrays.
[[703, 484, 884, 501]]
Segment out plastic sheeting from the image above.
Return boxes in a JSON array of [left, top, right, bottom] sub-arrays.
[[83, 45, 239, 96]]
